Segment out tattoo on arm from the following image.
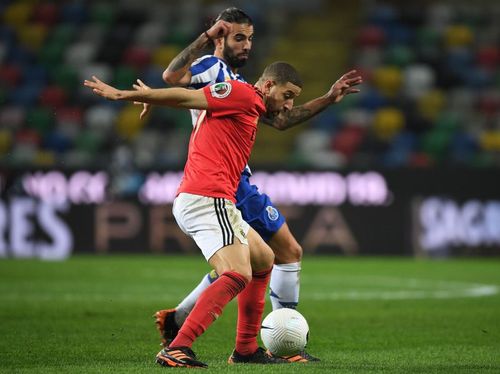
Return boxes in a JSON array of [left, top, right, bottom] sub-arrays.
[[264, 106, 314, 130], [168, 44, 199, 73], [166, 35, 210, 74]]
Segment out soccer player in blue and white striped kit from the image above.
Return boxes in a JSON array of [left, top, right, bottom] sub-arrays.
[[144, 7, 361, 363]]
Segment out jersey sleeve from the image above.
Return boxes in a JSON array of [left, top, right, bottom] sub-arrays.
[[203, 81, 257, 116], [189, 56, 221, 89]]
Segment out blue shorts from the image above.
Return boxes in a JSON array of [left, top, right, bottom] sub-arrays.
[[235, 173, 285, 242]]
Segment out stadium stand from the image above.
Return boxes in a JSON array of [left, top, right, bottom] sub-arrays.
[[0, 0, 499, 169]]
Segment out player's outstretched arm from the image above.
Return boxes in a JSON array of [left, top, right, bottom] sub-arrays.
[[162, 20, 232, 86], [262, 70, 362, 130], [83, 76, 208, 109]]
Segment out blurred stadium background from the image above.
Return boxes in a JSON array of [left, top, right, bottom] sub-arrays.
[[1, 0, 500, 259]]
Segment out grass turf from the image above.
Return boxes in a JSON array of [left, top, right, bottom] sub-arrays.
[[0, 255, 499, 373]]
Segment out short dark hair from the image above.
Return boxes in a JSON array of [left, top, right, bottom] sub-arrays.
[[214, 7, 253, 25], [261, 62, 303, 88]]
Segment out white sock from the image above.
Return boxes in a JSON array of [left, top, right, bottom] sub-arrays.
[[174, 270, 219, 326], [269, 262, 301, 310]]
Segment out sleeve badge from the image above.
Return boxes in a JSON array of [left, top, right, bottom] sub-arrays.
[[210, 82, 232, 98]]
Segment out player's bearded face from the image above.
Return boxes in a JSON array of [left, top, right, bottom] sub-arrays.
[[222, 23, 253, 69], [223, 40, 248, 68]]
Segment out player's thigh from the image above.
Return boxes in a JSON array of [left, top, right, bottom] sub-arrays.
[[247, 227, 275, 272], [268, 223, 303, 264], [173, 193, 250, 264]]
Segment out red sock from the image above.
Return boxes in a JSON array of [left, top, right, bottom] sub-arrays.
[[235, 267, 272, 355], [169, 271, 248, 349]]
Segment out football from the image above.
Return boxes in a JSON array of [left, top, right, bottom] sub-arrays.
[[260, 308, 309, 356]]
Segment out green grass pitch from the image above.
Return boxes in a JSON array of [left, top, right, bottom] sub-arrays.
[[1, 255, 499, 373]]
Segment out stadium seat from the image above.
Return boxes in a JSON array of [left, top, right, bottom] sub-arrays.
[[43, 129, 73, 153], [26, 107, 54, 136], [0, 106, 25, 130], [18, 23, 48, 51], [39, 85, 68, 109], [22, 64, 48, 86], [403, 64, 435, 99], [476, 46, 500, 69], [0, 64, 22, 86], [373, 107, 405, 141], [74, 129, 105, 157], [0, 129, 12, 155], [85, 104, 117, 134], [385, 45, 415, 67], [134, 22, 166, 49], [356, 25, 385, 47], [115, 104, 145, 140], [113, 65, 137, 89], [422, 130, 452, 162], [9, 84, 43, 107], [122, 46, 152, 69], [15, 128, 41, 146], [39, 41, 66, 66], [450, 131, 478, 164], [480, 131, 500, 152], [90, 2, 116, 26], [152, 45, 181, 69], [50, 64, 79, 92], [477, 90, 500, 116], [78, 63, 113, 85], [65, 42, 98, 67], [417, 89, 446, 120], [78, 24, 108, 44], [3, 2, 33, 27], [61, 2, 87, 24], [331, 126, 366, 159], [445, 25, 474, 48], [373, 66, 402, 97], [33, 3, 59, 26], [142, 66, 168, 88], [56, 106, 83, 125], [357, 87, 388, 111]]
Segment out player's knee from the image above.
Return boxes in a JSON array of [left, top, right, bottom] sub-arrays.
[[275, 242, 302, 264], [290, 242, 303, 261], [252, 243, 275, 272], [239, 270, 253, 284], [263, 245, 275, 268]]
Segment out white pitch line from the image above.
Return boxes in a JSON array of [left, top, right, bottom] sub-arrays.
[[305, 279, 499, 301]]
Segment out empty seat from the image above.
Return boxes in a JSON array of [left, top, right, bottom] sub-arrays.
[[39, 85, 68, 109], [373, 107, 405, 141], [0, 105, 25, 130], [65, 42, 98, 67], [26, 107, 54, 136], [33, 3, 59, 26]]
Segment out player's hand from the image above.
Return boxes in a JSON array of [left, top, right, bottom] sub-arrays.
[[205, 20, 232, 40], [326, 70, 363, 104], [132, 79, 151, 119], [84, 76, 121, 100]]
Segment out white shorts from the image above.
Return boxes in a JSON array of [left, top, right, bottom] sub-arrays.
[[172, 193, 250, 261]]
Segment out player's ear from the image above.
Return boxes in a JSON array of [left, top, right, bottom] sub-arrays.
[[263, 79, 275, 94]]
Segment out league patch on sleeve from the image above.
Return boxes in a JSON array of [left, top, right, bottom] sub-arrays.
[[210, 82, 232, 98]]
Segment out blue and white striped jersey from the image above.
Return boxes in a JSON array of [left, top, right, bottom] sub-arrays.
[[188, 55, 252, 175], [188, 55, 246, 126]]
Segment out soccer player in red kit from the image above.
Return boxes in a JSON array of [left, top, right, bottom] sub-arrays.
[[84, 62, 302, 367]]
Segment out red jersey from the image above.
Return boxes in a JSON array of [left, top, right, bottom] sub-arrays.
[[177, 81, 266, 202]]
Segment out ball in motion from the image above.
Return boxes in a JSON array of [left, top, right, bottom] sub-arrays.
[[260, 308, 309, 356]]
